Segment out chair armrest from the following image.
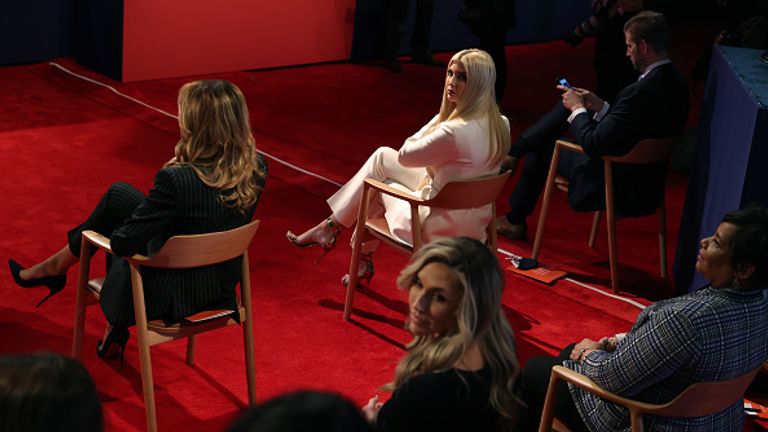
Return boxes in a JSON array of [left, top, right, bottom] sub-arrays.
[[82, 230, 114, 254], [551, 366, 647, 410], [555, 140, 585, 155], [81, 230, 149, 262], [364, 178, 426, 205]]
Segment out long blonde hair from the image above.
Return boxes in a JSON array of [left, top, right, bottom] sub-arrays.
[[428, 49, 510, 167], [168, 80, 263, 212], [392, 237, 521, 430]]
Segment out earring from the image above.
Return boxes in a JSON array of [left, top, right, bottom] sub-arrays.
[[733, 277, 741, 288]]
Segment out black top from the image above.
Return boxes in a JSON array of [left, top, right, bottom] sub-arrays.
[[101, 155, 267, 327], [376, 367, 499, 432]]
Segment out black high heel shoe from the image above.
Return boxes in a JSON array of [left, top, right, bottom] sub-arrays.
[[286, 217, 342, 262], [8, 259, 67, 308], [97, 327, 130, 369]]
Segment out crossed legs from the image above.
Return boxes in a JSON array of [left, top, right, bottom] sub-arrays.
[[500, 103, 590, 239], [11, 182, 144, 344], [287, 146, 425, 273]]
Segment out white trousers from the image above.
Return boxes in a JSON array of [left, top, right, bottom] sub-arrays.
[[327, 147, 427, 251]]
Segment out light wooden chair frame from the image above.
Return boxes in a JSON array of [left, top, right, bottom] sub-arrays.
[[343, 172, 510, 321], [539, 365, 761, 432], [71, 220, 260, 432], [532, 137, 678, 293]]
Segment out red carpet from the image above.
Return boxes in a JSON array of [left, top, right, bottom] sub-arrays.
[[2, 23, 764, 431]]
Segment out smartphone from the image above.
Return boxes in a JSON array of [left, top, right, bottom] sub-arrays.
[[557, 77, 572, 89]]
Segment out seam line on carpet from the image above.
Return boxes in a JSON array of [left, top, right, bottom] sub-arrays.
[[496, 247, 645, 310], [48, 62, 343, 188], [49, 61, 643, 311]]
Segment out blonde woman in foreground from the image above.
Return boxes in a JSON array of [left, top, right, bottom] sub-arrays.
[[362, 237, 522, 432]]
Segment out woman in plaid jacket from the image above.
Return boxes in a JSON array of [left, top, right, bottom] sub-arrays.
[[517, 205, 768, 431]]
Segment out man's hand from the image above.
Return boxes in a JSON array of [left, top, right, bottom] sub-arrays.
[[559, 85, 605, 112], [560, 88, 586, 112]]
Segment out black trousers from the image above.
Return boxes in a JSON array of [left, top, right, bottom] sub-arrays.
[[515, 344, 590, 432], [384, 0, 434, 61], [67, 182, 145, 327], [505, 103, 590, 224], [66, 181, 144, 257]]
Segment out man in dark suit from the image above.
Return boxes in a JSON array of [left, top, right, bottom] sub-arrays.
[[497, 10, 689, 240]]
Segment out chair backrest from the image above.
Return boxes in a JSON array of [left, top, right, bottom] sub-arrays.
[[128, 220, 260, 269], [643, 367, 761, 418], [424, 171, 510, 209], [604, 135, 680, 165]]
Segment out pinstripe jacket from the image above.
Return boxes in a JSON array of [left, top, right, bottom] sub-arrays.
[[101, 155, 267, 327], [565, 286, 768, 432]]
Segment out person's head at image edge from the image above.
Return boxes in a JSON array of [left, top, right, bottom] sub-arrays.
[[228, 390, 374, 432], [394, 236, 521, 430], [437, 49, 510, 168], [696, 204, 768, 290], [171, 79, 264, 213], [0, 352, 103, 432]]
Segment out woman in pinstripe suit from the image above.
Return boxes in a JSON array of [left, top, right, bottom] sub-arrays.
[[9, 80, 267, 361]]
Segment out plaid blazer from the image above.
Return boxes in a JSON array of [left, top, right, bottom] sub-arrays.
[[566, 287, 768, 432]]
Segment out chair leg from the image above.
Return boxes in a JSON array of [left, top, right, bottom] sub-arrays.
[[630, 410, 644, 432], [185, 335, 196, 366], [588, 211, 601, 248], [130, 265, 158, 432], [658, 203, 667, 279], [243, 322, 257, 405], [538, 372, 561, 432], [241, 251, 257, 405], [344, 229, 366, 321], [533, 144, 563, 260], [604, 163, 619, 294], [606, 213, 619, 294], [72, 237, 91, 359], [344, 186, 372, 321], [137, 330, 157, 432], [488, 202, 498, 251]]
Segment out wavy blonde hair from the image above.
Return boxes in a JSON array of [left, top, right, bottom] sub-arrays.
[[391, 237, 521, 431], [426, 49, 510, 168], [167, 80, 263, 212]]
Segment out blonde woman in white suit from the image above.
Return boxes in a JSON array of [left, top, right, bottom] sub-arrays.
[[287, 49, 510, 287]]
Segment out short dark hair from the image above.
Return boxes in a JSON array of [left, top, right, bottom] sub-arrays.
[[624, 10, 669, 54], [229, 391, 374, 432], [722, 204, 768, 286], [0, 353, 103, 432]]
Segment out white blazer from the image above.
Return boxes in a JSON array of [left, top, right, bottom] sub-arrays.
[[387, 114, 509, 244]]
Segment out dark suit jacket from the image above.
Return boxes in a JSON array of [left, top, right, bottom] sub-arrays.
[[101, 156, 267, 327], [567, 62, 689, 215]]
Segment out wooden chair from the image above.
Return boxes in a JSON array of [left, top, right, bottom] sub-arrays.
[[532, 137, 678, 293], [71, 220, 260, 432], [343, 172, 510, 321], [539, 365, 761, 432]]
